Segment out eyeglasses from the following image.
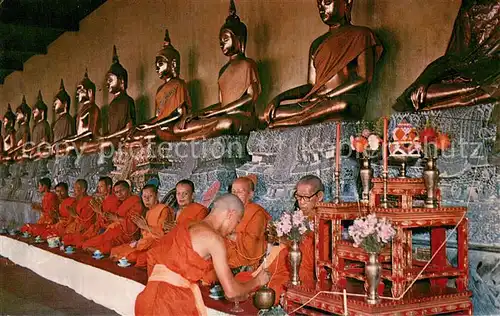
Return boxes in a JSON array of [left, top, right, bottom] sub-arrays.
[[294, 190, 320, 202]]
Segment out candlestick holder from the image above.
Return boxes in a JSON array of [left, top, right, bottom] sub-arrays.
[[334, 169, 341, 203], [380, 171, 389, 208]]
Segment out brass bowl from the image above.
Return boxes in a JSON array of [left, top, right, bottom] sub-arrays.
[[253, 286, 275, 310]]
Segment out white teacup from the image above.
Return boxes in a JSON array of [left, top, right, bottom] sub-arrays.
[[65, 246, 74, 252], [118, 257, 128, 265], [47, 237, 60, 247], [94, 250, 102, 257]]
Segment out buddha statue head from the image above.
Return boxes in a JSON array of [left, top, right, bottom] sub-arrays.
[[16, 95, 31, 125], [317, 0, 353, 26], [219, 0, 247, 56], [33, 90, 48, 122], [54, 79, 70, 115], [156, 29, 180, 81], [3, 104, 16, 134], [76, 69, 96, 105], [106, 45, 128, 94]]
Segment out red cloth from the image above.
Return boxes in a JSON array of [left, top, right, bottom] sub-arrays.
[[40, 197, 77, 238], [62, 195, 94, 245], [82, 195, 143, 254], [135, 223, 213, 316], [21, 192, 59, 236], [63, 194, 121, 248]]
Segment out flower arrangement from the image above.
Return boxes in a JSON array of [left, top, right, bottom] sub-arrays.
[[348, 214, 396, 253], [275, 209, 313, 242], [417, 122, 451, 159], [350, 120, 383, 158]]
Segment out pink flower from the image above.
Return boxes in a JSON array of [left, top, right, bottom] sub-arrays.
[[361, 129, 371, 138], [367, 134, 381, 151], [292, 210, 305, 226]]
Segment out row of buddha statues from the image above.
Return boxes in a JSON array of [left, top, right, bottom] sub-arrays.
[[1, 0, 498, 162]]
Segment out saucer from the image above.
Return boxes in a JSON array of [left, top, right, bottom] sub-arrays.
[[34, 239, 44, 244], [48, 244, 59, 248], [209, 293, 224, 300], [117, 262, 131, 268], [92, 254, 104, 260]]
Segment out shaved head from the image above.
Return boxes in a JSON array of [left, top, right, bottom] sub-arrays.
[[212, 193, 244, 215], [296, 175, 324, 192]]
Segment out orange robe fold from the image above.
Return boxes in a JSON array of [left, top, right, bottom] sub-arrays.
[[135, 223, 212, 316], [61, 195, 94, 245], [110, 204, 173, 262], [133, 202, 208, 267], [40, 197, 77, 238], [21, 191, 59, 236], [82, 195, 143, 254], [226, 202, 271, 269], [155, 77, 191, 119], [64, 194, 121, 247]]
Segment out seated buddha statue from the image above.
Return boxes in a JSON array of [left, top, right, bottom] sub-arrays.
[[393, 0, 500, 164], [127, 29, 190, 143], [63, 70, 102, 153], [260, 0, 383, 128], [52, 79, 75, 143], [2, 104, 16, 153], [99, 46, 136, 147], [172, 0, 261, 141], [7, 96, 32, 160], [30, 91, 53, 158]]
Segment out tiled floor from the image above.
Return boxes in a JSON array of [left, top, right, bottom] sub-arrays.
[[0, 257, 118, 315]]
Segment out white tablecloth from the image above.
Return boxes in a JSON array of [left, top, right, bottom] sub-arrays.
[[0, 236, 229, 316]]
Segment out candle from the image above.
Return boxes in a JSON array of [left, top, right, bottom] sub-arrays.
[[343, 289, 348, 316], [336, 122, 341, 171], [383, 117, 388, 173]]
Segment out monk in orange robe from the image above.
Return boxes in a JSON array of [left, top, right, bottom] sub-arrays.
[[61, 179, 94, 245], [110, 184, 173, 263], [21, 178, 59, 237], [40, 182, 76, 239], [202, 176, 271, 284], [237, 175, 324, 305], [135, 194, 270, 316], [82, 180, 143, 254], [133, 179, 207, 267], [70, 176, 121, 247]]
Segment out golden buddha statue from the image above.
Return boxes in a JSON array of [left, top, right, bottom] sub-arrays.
[[30, 91, 53, 159], [260, 0, 383, 128], [172, 0, 261, 141], [14, 96, 31, 148], [127, 29, 190, 143], [52, 79, 75, 143], [100, 46, 136, 145], [2, 104, 16, 153], [62, 70, 101, 154], [393, 0, 499, 164]]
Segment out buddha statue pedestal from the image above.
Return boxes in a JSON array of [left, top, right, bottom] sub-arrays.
[[157, 135, 249, 199], [236, 122, 359, 218], [129, 142, 170, 193], [0, 163, 20, 200], [71, 152, 113, 194], [51, 154, 79, 188], [0, 163, 10, 186], [11, 160, 36, 202]]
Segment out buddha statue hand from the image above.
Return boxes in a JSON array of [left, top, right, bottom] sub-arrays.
[[410, 84, 427, 111]]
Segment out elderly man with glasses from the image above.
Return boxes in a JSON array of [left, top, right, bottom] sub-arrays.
[[236, 175, 325, 306]]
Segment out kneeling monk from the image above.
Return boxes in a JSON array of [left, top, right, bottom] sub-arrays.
[[40, 182, 76, 238], [82, 180, 143, 254], [135, 194, 270, 316], [110, 184, 173, 263], [21, 178, 59, 237]]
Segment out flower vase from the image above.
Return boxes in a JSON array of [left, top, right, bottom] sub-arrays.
[[423, 157, 439, 208], [288, 240, 302, 285], [359, 156, 372, 204], [365, 252, 381, 304]]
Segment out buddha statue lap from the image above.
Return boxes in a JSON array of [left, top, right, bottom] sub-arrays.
[[172, 0, 261, 141], [62, 70, 102, 154], [260, 0, 383, 129], [30, 91, 53, 159], [99, 46, 136, 148], [393, 0, 500, 164], [126, 29, 190, 144]]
